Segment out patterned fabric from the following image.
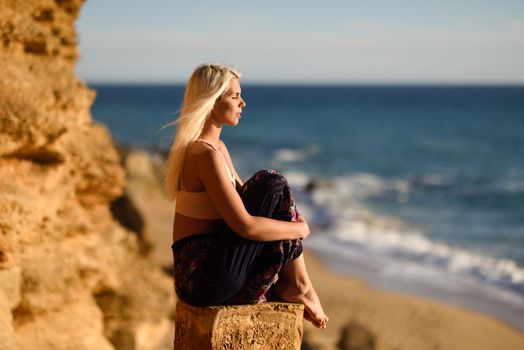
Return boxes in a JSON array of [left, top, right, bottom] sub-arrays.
[[172, 169, 303, 306]]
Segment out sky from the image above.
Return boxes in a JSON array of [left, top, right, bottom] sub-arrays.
[[76, 0, 524, 84]]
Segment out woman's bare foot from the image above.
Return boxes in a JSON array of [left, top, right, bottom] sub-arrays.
[[276, 280, 329, 329], [274, 255, 329, 329]]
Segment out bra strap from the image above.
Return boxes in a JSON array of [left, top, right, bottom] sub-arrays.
[[180, 139, 235, 191], [194, 139, 235, 183], [180, 139, 214, 191]]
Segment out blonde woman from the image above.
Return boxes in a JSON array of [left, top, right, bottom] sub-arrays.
[[165, 63, 328, 329]]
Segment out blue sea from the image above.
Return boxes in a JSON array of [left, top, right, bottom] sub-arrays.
[[90, 84, 524, 330]]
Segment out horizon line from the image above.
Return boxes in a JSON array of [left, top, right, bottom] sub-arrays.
[[83, 80, 524, 87]]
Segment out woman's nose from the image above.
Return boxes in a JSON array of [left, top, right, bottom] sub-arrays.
[[240, 98, 246, 107]]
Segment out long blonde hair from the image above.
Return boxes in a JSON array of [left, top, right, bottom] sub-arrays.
[[163, 63, 241, 200]]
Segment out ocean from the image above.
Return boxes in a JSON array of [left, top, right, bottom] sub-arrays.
[[89, 84, 524, 330]]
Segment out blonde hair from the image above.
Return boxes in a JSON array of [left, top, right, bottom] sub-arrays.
[[163, 63, 241, 200]]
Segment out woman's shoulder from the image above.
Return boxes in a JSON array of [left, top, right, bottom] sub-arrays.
[[184, 141, 217, 173], [187, 140, 224, 168], [188, 139, 218, 156]]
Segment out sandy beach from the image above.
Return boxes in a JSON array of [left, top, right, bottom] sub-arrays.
[[125, 149, 524, 350], [302, 251, 524, 349]]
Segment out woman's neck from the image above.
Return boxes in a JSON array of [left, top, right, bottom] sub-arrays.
[[199, 118, 222, 145]]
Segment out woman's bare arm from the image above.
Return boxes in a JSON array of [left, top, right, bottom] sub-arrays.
[[195, 144, 308, 242]]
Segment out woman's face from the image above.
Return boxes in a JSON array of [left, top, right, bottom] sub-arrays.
[[211, 78, 246, 126]]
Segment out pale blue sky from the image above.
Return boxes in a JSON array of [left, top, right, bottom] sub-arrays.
[[76, 0, 524, 84]]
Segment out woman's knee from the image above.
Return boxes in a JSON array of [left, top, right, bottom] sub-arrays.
[[240, 169, 296, 218], [241, 169, 290, 200], [249, 169, 290, 191]]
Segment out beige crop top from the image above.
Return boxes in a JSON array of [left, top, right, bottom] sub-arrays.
[[175, 139, 236, 219]]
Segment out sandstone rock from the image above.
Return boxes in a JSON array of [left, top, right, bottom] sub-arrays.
[[94, 254, 175, 350], [0, 293, 17, 350], [121, 150, 175, 269], [110, 147, 168, 257], [0, 266, 21, 310], [337, 320, 376, 350], [110, 191, 151, 255], [175, 300, 304, 350], [124, 150, 165, 194], [15, 296, 115, 350], [0, 0, 175, 348]]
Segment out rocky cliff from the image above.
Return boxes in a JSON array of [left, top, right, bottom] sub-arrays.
[[0, 1, 175, 349]]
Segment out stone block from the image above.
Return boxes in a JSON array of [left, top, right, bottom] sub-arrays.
[[174, 301, 304, 350]]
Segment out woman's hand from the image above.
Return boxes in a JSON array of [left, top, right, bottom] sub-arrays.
[[297, 212, 310, 239]]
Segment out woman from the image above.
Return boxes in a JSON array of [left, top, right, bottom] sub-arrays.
[[164, 63, 328, 329]]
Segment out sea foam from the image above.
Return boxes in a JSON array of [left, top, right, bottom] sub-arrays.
[[284, 169, 524, 296]]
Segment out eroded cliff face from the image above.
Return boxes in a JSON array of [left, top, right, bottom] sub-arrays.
[[0, 1, 175, 349]]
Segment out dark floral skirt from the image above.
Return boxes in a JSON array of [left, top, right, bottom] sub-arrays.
[[172, 169, 303, 306]]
